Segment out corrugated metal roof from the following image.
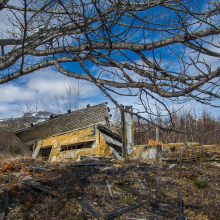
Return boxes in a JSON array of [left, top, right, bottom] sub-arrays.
[[100, 132, 122, 148], [15, 103, 109, 143], [100, 131, 122, 160]]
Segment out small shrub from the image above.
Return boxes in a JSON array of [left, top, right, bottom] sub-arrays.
[[124, 193, 135, 206], [8, 144, 20, 154], [193, 179, 208, 189]]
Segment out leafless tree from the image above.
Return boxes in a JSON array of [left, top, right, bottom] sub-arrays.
[[0, 0, 220, 131], [60, 80, 88, 111], [54, 93, 61, 114], [17, 99, 33, 118]]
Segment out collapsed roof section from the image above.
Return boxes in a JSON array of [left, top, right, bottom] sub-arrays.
[[98, 125, 122, 160], [15, 103, 109, 143]]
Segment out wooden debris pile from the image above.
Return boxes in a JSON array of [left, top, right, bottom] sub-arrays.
[[163, 143, 220, 164], [0, 157, 220, 219]]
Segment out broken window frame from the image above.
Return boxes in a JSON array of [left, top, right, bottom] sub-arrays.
[[60, 140, 95, 152], [37, 145, 53, 161]]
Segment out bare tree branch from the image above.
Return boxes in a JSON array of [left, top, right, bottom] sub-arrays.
[[0, 0, 220, 131]]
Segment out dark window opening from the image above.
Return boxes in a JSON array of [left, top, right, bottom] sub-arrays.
[[37, 145, 52, 161], [27, 143, 34, 152], [60, 141, 94, 152], [170, 146, 176, 152]]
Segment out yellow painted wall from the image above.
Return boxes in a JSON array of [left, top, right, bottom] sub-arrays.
[[36, 125, 112, 162], [97, 133, 112, 156], [129, 145, 162, 165]]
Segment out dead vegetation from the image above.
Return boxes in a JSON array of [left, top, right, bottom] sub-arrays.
[[0, 156, 220, 220], [0, 130, 27, 157]]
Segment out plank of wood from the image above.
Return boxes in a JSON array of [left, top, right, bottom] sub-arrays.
[[109, 146, 122, 160], [32, 145, 41, 159], [0, 189, 9, 220], [106, 180, 121, 208], [70, 163, 107, 167], [177, 190, 185, 220], [79, 201, 101, 219], [156, 177, 159, 192], [105, 201, 147, 219], [28, 166, 51, 171], [26, 183, 57, 196]]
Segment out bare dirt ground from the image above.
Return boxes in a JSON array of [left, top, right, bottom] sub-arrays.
[[0, 156, 220, 220]]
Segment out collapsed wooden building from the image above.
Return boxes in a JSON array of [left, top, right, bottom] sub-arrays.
[[15, 103, 162, 164]]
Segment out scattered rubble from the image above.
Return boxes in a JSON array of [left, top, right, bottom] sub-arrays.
[[163, 143, 220, 164], [0, 156, 219, 219]]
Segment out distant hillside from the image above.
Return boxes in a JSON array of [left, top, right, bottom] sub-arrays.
[[23, 111, 54, 120], [0, 111, 54, 131]]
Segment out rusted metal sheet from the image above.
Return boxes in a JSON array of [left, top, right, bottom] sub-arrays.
[[14, 103, 109, 143], [148, 139, 164, 147]]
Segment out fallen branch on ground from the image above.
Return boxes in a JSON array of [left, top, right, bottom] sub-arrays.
[[69, 163, 107, 167], [79, 201, 101, 219], [105, 201, 147, 219], [26, 182, 58, 196], [28, 166, 51, 171]]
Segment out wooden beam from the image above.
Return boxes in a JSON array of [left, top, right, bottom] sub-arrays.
[[121, 105, 127, 159]]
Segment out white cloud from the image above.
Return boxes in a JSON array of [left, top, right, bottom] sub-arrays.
[[0, 84, 34, 102], [0, 69, 101, 119]]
